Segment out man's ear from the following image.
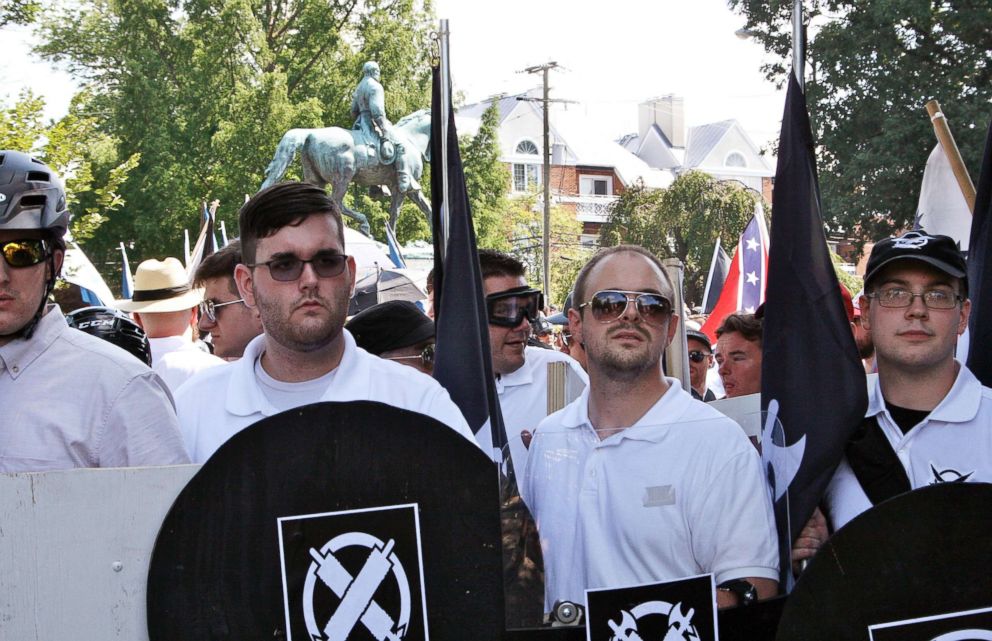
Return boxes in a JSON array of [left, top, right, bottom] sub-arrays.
[[958, 298, 971, 336], [568, 307, 582, 347], [859, 295, 872, 331], [666, 314, 680, 346], [345, 255, 357, 298], [51, 249, 65, 279], [234, 264, 256, 309]]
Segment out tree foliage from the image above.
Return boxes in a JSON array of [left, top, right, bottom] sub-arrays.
[[461, 99, 512, 250], [599, 171, 758, 307], [0, 90, 139, 243], [729, 0, 992, 247], [0, 0, 39, 26], [33, 0, 436, 269]]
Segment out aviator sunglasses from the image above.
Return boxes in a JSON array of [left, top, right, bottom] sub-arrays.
[[579, 290, 673, 326], [1, 239, 50, 269], [247, 251, 349, 282], [198, 298, 246, 323]]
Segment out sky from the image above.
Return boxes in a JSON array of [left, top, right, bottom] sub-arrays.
[[4, 0, 788, 150]]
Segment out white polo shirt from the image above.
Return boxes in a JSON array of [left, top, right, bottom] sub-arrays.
[[524, 378, 778, 610], [175, 329, 478, 462], [149, 335, 225, 392], [484, 346, 586, 471], [824, 362, 992, 530]]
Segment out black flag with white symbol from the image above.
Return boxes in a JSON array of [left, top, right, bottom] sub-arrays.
[[967, 119, 992, 386], [761, 73, 868, 587], [278, 504, 428, 641]]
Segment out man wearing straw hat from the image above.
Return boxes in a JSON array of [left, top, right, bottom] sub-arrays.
[[118, 257, 224, 392]]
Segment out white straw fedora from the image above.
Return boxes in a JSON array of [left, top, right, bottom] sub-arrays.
[[117, 257, 204, 313]]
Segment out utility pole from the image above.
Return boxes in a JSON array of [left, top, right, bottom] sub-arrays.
[[518, 61, 572, 304]]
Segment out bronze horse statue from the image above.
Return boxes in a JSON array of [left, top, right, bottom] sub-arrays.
[[260, 109, 432, 236]]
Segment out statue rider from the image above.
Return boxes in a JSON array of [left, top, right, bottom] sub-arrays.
[[351, 61, 419, 192]]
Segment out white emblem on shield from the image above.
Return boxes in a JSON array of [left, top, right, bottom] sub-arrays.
[[303, 531, 412, 641]]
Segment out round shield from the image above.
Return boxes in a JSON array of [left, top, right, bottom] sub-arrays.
[[777, 483, 992, 640], [147, 401, 501, 641]]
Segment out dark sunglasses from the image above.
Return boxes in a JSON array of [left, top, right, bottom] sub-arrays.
[[248, 251, 348, 282], [485, 286, 543, 328], [579, 290, 673, 326], [1, 239, 49, 269], [198, 298, 245, 323], [688, 350, 711, 363], [385, 343, 435, 369]]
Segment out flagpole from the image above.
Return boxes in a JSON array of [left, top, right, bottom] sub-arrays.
[[438, 19, 451, 262], [792, 0, 804, 91], [925, 100, 977, 213]]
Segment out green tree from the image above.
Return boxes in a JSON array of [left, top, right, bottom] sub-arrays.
[[34, 0, 435, 270], [599, 171, 758, 307], [460, 99, 512, 249], [0, 0, 39, 26], [0, 90, 139, 243], [729, 0, 992, 248]]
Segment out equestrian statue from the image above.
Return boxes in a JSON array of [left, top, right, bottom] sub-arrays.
[[260, 61, 432, 236]]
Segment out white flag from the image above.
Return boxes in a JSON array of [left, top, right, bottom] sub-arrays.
[[915, 144, 972, 251]]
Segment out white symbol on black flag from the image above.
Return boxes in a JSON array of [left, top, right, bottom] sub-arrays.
[[278, 504, 429, 641], [585, 574, 717, 641], [868, 605, 992, 641]]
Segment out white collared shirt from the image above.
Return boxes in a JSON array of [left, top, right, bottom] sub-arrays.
[[477, 346, 586, 469], [149, 335, 225, 392], [175, 329, 478, 462], [824, 362, 992, 530], [0, 306, 189, 471], [523, 378, 778, 610]]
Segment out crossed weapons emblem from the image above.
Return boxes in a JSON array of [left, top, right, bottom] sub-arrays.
[[302, 532, 413, 641]]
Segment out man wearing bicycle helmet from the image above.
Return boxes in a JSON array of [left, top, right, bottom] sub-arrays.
[[0, 150, 189, 471]]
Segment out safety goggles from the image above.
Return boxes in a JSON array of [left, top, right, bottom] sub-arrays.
[[485, 286, 543, 328], [579, 290, 673, 327], [248, 251, 348, 282], [1, 238, 49, 269], [198, 298, 245, 323], [688, 349, 711, 363], [385, 343, 435, 370]]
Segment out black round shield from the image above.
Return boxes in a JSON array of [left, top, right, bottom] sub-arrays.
[[777, 483, 992, 640], [147, 401, 501, 641]]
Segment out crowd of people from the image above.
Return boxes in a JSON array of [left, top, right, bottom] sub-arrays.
[[1, 149, 988, 620]]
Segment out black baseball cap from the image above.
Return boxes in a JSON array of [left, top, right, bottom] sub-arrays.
[[346, 300, 434, 355], [686, 329, 712, 351], [548, 291, 573, 325], [864, 231, 967, 290]]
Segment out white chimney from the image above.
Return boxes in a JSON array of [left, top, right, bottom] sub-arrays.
[[638, 95, 685, 148]]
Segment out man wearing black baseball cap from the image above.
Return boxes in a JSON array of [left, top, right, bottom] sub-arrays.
[[824, 230, 990, 531], [686, 328, 716, 401], [346, 300, 435, 375]]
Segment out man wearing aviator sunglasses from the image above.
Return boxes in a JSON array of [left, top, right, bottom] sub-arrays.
[[174, 182, 478, 462], [0, 150, 188, 471], [478, 249, 587, 474], [523, 245, 778, 612]]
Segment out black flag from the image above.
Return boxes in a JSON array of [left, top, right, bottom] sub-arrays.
[[429, 66, 508, 462], [761, 73, 868, 586], [967, 119, 992, 386], [702, 236, 731, 314]]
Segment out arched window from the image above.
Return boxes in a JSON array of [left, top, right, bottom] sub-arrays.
[[516, 140, 540, 155], [725, 151, 747, 168]]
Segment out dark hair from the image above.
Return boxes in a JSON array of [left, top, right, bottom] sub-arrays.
[[238, 182, 343, 263], [572, 244, 673, 309], [193, 239, 242, 295], [478, 248, 525, 280], [716, 312, 763, 346]]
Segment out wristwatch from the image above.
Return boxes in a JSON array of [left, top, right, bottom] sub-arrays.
[[717, 579, 758, 607]]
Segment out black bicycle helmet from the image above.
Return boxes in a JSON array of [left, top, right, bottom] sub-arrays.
[[66, 306, 153, 366]]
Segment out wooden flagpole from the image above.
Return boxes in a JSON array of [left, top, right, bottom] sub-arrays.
[[926, 100, 977, 213]]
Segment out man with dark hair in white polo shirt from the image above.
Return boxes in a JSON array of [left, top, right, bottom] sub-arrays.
[[824, 230, 992, 530], [524, 244, 778, 614], [174, 181, 476, 462]]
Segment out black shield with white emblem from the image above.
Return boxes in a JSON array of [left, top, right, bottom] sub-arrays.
[[278, 504, 428, 641], [147, 401, 501, 641], [585, 574, 717, 641]]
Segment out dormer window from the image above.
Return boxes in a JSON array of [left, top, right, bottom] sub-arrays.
[[725, 151, 747, 168], [516, 140, 540, 155]]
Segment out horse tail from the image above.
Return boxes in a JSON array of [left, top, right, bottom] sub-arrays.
[[260, 129, 309, 190]]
